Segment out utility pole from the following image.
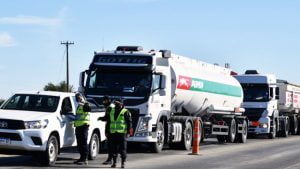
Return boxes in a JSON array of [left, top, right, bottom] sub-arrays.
[[61, 41, 74, 92]]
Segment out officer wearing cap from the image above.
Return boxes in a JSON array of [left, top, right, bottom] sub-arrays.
[[98, 95, 115, 165], [73, 93, 90, 165], [110, 98, 132, 168]]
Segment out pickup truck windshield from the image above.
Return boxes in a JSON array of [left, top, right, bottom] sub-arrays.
[[1, 94, 60, 112]]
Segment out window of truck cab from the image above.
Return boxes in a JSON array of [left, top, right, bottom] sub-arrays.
[[1, 94, 60, 112], [86, 70, 152, 97]]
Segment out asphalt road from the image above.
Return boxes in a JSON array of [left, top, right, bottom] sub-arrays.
[[1, 136, 300, 169]]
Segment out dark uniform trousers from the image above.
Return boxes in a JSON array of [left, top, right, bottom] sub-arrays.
[[75, 124, 89, 160], [111, 133, 127, 162]]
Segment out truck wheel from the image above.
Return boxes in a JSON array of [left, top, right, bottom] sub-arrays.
[[217, 135, 226, 144], [151, 122, 164, 153], [88, 132, 100, 160], [226, 118, 237, 143], [181, 122, 192, 150], [281, 119, 289, 137], [37, 135, 59, 166], [236, 120, 247, 143], [268, 119, 276, 139], [298, 117, 300, 135], [291, 116, 298, 135]]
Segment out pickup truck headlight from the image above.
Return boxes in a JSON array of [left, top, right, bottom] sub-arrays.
[[137, 117, 151, 132], [24, 120, 49, 129]]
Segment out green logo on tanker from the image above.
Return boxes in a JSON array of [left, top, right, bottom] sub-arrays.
[[177, 75, 242, 97]]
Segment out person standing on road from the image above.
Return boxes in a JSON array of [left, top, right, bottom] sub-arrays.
[[110, 99, 132, 168], [98, 95, 115, 165], [73, 93, 91, 165]]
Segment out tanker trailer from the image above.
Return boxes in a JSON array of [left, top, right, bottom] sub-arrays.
[[79, 46, 248, 153]]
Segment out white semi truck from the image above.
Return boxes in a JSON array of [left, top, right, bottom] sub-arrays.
[[79, 46, 248, 153], [235, 70, 300, 138]]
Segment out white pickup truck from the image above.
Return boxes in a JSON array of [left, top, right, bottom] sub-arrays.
[[0, 91, 106, 166]]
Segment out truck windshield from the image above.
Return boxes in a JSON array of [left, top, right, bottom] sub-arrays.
[[1, 94, 60, 112], [87, 70, 152, 97], [241, 84, 270, 102]]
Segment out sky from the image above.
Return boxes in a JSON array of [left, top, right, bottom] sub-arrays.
[[0, 0, 300, 99]]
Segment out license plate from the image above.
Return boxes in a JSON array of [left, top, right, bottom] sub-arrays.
[[0, 138, 10, 144]]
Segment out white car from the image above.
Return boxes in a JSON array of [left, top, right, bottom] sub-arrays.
[[0, 91, 106, 166]]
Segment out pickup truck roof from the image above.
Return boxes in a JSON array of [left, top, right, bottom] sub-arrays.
[[13, 91, 76, 97]]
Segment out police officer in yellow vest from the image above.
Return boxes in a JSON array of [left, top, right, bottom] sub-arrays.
[[74, 93, 90, 165], [110, 98, 132, 168], [98, 95, 115, 165]]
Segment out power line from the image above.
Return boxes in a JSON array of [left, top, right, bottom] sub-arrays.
[[60, 41, 74, 92]]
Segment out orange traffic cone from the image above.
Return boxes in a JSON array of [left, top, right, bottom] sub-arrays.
[[191, 117, 200, 155]]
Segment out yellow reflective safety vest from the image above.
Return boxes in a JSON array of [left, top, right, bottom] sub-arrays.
[[110, 108, 128, 134], [74, 103, 90, 127]]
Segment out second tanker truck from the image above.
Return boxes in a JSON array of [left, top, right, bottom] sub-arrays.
[[79, 46, 248, 153], [235, 70, 300, 138]]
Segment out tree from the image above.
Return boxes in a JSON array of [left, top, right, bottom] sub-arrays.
[[44, 81, 74, 92]]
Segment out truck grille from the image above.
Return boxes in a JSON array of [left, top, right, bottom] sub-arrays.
[[244, 108, 265, 121], [127, 108, 141, 134], [0, 119, 25, 130], [0, 132, 22, 141]]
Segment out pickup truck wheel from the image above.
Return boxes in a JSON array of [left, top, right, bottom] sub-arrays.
[[150, 122, 164, 153], [226, 118, 237, 143], [37, 135, 59, 166], [88, 132, 100, 160]]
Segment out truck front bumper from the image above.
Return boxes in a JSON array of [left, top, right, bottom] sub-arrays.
[[0, 129, 47, 152], [248, 126, 270, 134], [127, 132, 157, 142]]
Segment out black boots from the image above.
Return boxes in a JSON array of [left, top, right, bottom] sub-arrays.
[[103, 159, 112, 165], [111, 157, 117, 168]]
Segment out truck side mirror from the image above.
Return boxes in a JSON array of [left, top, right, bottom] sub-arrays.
[[79, 71, 86, 93], [275, 87, 279, 99], [160, 75, 166, 89], [159, 89, 166, 96]]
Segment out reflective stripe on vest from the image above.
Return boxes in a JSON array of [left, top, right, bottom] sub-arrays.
[[74, 104, 90, 127], [110, 108, 128, 134]]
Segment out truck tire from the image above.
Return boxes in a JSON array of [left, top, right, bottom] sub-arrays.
[[217, 135, 226, 144], [268, 119, 276, 139], [298, 117, 300, 135], [290, 116, 298, 135], [37, 135, 59, 166], [236, 119, 247, 143], [151, 122, 164, 153], [88, 132, 100, 160], [281, 119, 289, 137], [181, 122, 192, 150], [226, 118, 237, 143]]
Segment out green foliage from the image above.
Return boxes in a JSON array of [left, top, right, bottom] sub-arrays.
[[44, 81, 74, 92]]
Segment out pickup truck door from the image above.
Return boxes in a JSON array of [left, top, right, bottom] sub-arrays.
[[60, 97, 76, 147]]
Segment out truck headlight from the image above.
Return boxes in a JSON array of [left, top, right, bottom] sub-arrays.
[[259, 123, 268, 128], [137, 117, 151, 132], [24, 120, 49, 129]]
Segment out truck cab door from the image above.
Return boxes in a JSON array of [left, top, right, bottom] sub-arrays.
[[60, 97, 76, 147]]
